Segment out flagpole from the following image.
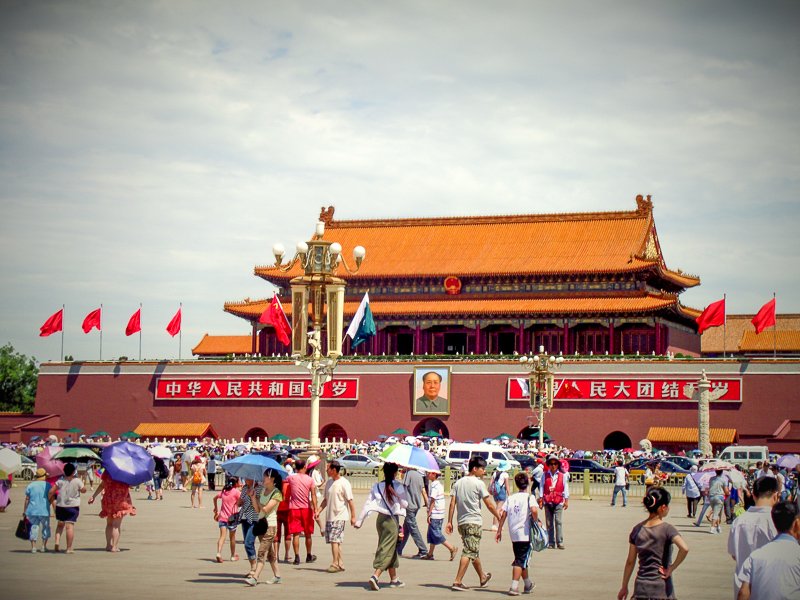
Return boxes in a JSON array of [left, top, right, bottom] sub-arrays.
[[773, 292, 777, 359], [138, 302, 142, 361], [722, 293, 727, 359], [179, 302, 182, 361], [99, 303, 103, 361], [61, 304, 65, 362]]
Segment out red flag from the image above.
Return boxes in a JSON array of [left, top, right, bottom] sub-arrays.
[[166, 307, 181, 337], [81, 308, 102, 333], [696, 298, 726, 334], [39, 309, 63, 337], [751, 298, 776, 334], [259, 295, 291, 346], [126, 309, 141, 336]]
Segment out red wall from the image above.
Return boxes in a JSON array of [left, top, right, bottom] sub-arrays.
[[34, 361, 800, 451]]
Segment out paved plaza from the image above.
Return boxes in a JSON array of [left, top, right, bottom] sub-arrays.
[[1, 484, 736, 600]]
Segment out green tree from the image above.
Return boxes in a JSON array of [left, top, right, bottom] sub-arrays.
[[0, 344, 38, 413]]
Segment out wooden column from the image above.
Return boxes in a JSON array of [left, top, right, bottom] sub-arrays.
[[251, 323, 258, 354], [518, 321, 525, 354], [655, 321, 662, 354], [608, 319, 615, 354], [563, 321, 570, 354], [415, 323, 422, 355], [475, 322, 482, 354]]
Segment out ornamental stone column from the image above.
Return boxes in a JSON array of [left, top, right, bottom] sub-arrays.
[[683, 370, 726, 458]]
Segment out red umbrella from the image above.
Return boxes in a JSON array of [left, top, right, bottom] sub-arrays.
[[35, 446, 65, 478]]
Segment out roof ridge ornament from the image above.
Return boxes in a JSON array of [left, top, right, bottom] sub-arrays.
[[319, 205, 335, 225], [635, 194, 653, 214]]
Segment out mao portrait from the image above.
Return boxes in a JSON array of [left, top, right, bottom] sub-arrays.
[[413, 367, 450, 415]]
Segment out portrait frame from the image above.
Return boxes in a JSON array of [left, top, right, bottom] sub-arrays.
[[413, 366, 451, 416]]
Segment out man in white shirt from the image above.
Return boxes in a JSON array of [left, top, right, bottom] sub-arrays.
[[611, 460, 629, 507], [728, 476, 779, 598], [315, 460, 355, 573], [737, 501, 800, 600]]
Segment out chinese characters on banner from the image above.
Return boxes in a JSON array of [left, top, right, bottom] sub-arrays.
[[155, 377, 359, 401], [507, 376, 742, 403]]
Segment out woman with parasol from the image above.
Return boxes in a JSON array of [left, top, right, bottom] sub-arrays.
[[88, 471, 136, 552], [355, 462, 408, 591]]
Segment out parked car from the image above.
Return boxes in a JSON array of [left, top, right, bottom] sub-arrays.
[[338, 453, 382, 475], [512, 454, 538, 470], [566, 458, 615, 482], [444, 443, 521, 470], [18, 456, 37, 480], [665, 455, 698, 471], [624, 458, 690, 480]]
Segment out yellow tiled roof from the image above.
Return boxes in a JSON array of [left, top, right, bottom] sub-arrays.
[[134, 423, 217, 438], [254, 197, 699, 287], [192, 334, 253, 356], [701, 314, 800, 353], [739, 330, 800, 352], [646, 426, 737, 445]]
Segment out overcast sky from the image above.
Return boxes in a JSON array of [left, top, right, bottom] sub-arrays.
[[1, 1, 798, 363]]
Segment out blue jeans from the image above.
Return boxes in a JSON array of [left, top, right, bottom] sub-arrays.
[[398, 507, 427, 555], [611, 485, 628, 506], [240, 519, 257, 560], [695, 497, 711, 526]]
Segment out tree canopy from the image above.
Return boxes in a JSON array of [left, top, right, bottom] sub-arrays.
[[0, 344, 38, 413]]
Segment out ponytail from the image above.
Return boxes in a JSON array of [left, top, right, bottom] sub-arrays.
[[382, 462, 399, 504]]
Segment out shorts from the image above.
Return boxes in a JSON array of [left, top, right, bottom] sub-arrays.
[[55, 506, 80, 523], [276, 510, 290, 540], [288, 507, 314, 535], [325, 520, 345, 544], [427, 517, 446, 545], [218, 520, 238, 531], [458, 523, 483, 559], [511, 541, 532, 568], [191, 482, 203, 490], [256, 526, 277, 563]]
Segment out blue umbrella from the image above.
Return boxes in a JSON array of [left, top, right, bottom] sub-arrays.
[[221, 454, 287, 482], [101, 441, 155, 486]]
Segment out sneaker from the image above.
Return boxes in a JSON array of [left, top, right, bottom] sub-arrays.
[[523, 581, 536, 594], [451, 583, 469, 591], [412, 552, 427, 559], [245, 577, 258, 587], [306, 554, 317, 563], [557, 544, 566, 550], [480, 573, 492, 588], [369, 576, 380, 591], [31, 548, 37, 554], [389, 580, 405, 588], [508, 589, 520, 596], [293, 556, 301, 565], [265, 577, 282, 585]]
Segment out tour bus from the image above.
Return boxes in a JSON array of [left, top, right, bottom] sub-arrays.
[[444, 443, 521, 470], [717, 446, 770, 469]]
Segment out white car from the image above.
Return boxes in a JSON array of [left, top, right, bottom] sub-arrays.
[[338, 454, 382, 475]]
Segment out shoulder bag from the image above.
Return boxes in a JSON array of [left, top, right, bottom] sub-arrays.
[[528, 495, 548, 552]]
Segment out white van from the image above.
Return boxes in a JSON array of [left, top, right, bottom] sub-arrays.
[[718, 446, 769, 469], [444, 443, 521, 470]]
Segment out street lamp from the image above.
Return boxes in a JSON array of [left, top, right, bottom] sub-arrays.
[[520, 345, 564, 450], [272, 220, 366, 451]]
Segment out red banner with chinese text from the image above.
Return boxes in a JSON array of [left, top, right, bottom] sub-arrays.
[[507, 376, 741, 403], [155, 377, 359, 401]]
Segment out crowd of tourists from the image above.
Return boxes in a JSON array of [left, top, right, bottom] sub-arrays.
[[3, 435, 800, 598]]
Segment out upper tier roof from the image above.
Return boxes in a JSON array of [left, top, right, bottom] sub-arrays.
[[255, 195, 699, 288]]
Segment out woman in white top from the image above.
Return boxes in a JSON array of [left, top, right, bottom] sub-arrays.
[[355, 462, 408, 591]]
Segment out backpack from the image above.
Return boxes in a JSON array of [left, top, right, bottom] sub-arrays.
[[192, 469, 202, 484], [490, 472, 507, 501]]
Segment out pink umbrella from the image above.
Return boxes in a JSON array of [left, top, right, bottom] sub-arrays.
[[35, 446, 65, 478]]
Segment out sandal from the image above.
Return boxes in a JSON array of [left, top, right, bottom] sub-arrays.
[[326, 565, 340, 573], [231, 554, 240, 561], [215, 554, 223, 563], [450, 546, 460, 561], [480, 573, 492, 588], [421, 554, 435, 560]]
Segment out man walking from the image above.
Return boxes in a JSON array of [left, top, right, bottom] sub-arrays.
[[728, 476, 779, 598], [315, 460, 356, 573], [736, 501, 800, 599], [287, 458, 318, 564], [446, 456, 501, 591], [538, 455, 569, 549], [398, 467, 429, 558]]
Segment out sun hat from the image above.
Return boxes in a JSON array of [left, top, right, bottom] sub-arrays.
[[306, 454, 321, 469], [546, 454, 560, 465], [497, 460, 511, 472], [34, 467, 47, 480]]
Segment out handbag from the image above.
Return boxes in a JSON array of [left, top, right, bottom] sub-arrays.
[[530, 518, 549, 552], [252, 517, 268, 537], [15, 518, 30, 541], [227, 511, 241, 527]]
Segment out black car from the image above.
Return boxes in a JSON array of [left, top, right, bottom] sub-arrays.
[[566, 458, 615, 482], [512, 454, 538, 470]]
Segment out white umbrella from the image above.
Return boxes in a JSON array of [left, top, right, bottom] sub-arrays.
[[0, 448, 22, 477], [182, 449, 200, 463], [700, 460, 737, 472], [148, 446, 173, 460], [726, 469, 747, 489]]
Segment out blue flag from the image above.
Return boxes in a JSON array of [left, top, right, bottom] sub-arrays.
[[346, 292, 376, 348]]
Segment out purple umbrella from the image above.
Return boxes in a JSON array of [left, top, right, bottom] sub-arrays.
[[101, 441, 155, 486], [36, 446, 65, 478], [777, 454, 800, 470]]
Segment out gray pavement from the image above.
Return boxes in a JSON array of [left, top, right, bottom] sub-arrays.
[[0, 483, 735, 600]]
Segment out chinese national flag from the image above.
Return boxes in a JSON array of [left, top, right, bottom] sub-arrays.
[[751, 298, 776, 334], [696, 298, 726, 334], [126, 309, 141, 336], [259, 295, 292, 346], [39, 309, 63, 337], [81, 308, 102, 333], [166, 307, 182, 337]]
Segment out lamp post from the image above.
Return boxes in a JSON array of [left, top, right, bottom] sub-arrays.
[[272, 220, 365, 451], [520, 345, 564, 450]]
